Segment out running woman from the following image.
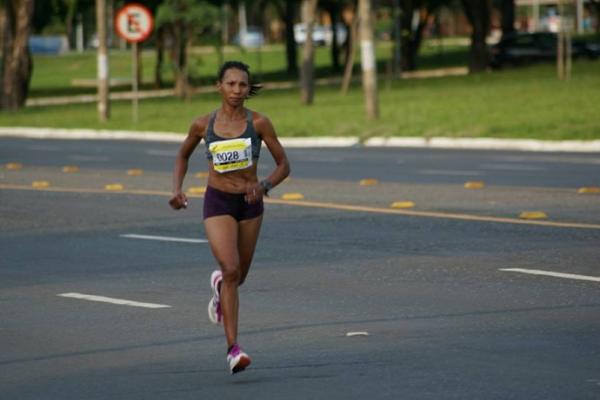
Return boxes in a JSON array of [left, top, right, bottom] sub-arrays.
[[169, 61, 290, 374]]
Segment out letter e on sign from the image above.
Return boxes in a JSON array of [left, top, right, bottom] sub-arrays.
[[115, 3, 154, 43]]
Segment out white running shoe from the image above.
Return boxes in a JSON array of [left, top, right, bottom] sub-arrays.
[[208, 270, 222, 324], [227, 344, 251, 374]]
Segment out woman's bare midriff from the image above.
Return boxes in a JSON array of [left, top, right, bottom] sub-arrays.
[[207, 161, 259, 194]]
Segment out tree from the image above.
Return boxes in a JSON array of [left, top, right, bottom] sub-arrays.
[[395, 0, 445, 72], [341, 0, 357, 94], [268, 0, 299, 75], [400, 1, 429, 72], [1, 0, 34, 111], [156, 0, 218, 98], [461, 0, 491, 73], [284, 0, 298, 74], [590, 0, 600, 33], [358, 0, 377, 119], [96, 0, 109, 121], [499, 0, 515, 38], [300, 0, 318, 104], [321, 0, 343, 72]]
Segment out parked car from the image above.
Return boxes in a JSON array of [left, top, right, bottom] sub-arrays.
[[233, 26, 265, 49], [489, 32, 600, 68], [29, 35, 69, 54], [294, 23, 327, 46], [294, 23, 347, 46]]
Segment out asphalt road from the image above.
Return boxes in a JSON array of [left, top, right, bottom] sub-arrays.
[[1, 137, 599, 400]]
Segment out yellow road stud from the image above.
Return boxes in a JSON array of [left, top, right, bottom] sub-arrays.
[[62, 166, 79, 173], [6, 163, 23, 170], [195, 172, 209, 178], [281, 193, 304, 201], [188, 186, 206, 194], [105, 184, 124, 191], [32, 181, 49, 188], [359, 178, 379, 186], [519, 211, 547, 220], [390, 201, 415, 209], [127, 169, 144, 176], [578, 187, 600, 194], [464, 181, 485, 189]]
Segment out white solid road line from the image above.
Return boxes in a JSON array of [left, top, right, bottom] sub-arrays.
[[58, 293, 171, 308], [500, 268, 600, 282], [120, 234, 208, 243]]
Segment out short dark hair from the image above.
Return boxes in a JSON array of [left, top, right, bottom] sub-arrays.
[[217, 61, 262, 97]]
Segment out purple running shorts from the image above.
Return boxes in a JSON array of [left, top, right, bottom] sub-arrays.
[[203, 185, 264, 221]]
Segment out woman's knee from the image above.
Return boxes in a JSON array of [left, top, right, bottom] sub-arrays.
[[220, 262, 241, 284]]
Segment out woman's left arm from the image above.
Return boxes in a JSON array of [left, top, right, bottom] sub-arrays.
[[249, 113, 290, 199]]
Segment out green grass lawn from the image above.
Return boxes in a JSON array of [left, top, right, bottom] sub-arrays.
[[27, 40, 467, 97], [3, 45, 600, 140]]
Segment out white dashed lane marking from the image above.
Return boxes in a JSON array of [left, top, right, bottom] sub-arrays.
[[480, 163, 545, 172], [58, 293, 171, 308], [418, 169, 483, 176], [145, 149, 175, 157], [120, 234, 208, 243], [69, 155, 109, 162], [500, 268, 600, 283]]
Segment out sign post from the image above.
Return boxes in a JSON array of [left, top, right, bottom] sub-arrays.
[[115, 4, 153, 124]]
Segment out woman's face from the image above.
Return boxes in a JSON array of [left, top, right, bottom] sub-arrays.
[[218, 68, 250, 107]]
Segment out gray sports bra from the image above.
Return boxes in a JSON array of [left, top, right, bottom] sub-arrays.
[[204, 109, 262, 161]]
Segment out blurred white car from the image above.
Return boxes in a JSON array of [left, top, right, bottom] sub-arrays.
[[233, 26, 265, 48], [294, 23, 347, 46]]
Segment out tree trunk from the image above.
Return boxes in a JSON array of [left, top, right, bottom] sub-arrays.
[[96, 0, 110, 121], [359, 0, 378, 120], [501, 0, 515, 38], [461, 0, 491, 73], [591, 1, 600, 33], [400, 0, 414, 71], [391, 0, 401, 74], [341, 6, 358, 95], [155, 25, 165, 88], [324, 2, 341, 72], [300, 0, 318, 105], [284, 0, 298, 75], [173, 21, 189, 99], [1, 0, 34, 111], [65, 0, 77, 50], [399, 2, 430, 72], [343, 0, 358, 68]]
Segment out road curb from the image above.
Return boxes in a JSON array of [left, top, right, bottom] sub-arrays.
[[1, 127, 600, 152], [0, 127, 182, 142], [363, 137, 600, 152]]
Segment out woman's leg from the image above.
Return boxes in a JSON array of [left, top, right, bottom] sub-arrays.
[[238, 215, 263, 286], [204, 215, 241, 348]]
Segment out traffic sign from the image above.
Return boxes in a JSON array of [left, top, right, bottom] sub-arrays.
[[115, 3, 154, 43]]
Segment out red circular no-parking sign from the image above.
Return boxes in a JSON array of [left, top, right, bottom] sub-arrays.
[[115, 4, 154, 43]]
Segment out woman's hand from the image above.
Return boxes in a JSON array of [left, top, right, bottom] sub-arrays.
[[244, 182, 264, 204], [169, 192, 188, 210]]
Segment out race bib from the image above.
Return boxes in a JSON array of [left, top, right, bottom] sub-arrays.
[[209, 138, 253, 173]]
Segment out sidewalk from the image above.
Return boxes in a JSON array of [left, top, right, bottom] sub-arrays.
[[25, 67, 469, 107]]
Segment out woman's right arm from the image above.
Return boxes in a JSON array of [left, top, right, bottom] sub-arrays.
[[169, 117, 206, 210]]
